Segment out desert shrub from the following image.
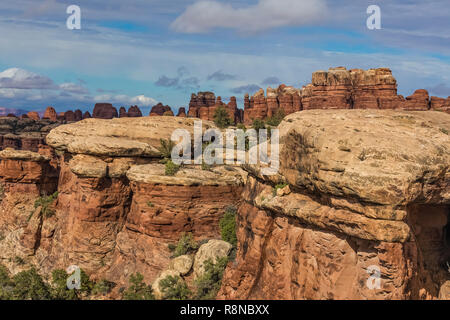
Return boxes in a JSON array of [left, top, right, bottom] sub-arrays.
[[266, 110, 285, 127], [158, 138, 176, 162], [172, 232, 198, 258], [33, 192, 58, 219], [273, 183, 288, 196], [201, 160, 212, 171], [50, 269, 78, 300], [213, 105, 233, 129], [146, 201, 154, 208], [122, 272, 155, 300], [159, 275, 191, 300], [11, 267, 52, 300], [252, 118, 265, 132], [165, 160, 180, 176], [14, 256, 25, 266], [236, 123, 246, 131], [0, 265, 13, 300], [219, 206, 237, 247], [194, 257, 228, 300], [92, 279, 116, 296]]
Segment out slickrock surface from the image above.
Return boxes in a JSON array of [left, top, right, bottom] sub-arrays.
[[46, 116, 215, 157], [219, 109, 450, 300]]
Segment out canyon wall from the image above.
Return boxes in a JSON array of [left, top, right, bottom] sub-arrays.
[[219, 109, 450, 300], [0, 117, 245, 296]]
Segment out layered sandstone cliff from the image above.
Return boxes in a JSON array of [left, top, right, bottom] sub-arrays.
[[219, 109, 450, 300], [0, 116, 245, 295], [188, 92, 242, 124]]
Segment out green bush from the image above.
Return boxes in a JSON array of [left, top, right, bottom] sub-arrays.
[[11, 267, 52, 300], [158, 138, 176, 162], [51, 269, 78, 300], [165, 160, 180, 176], [273, 183, 288, 196], [172, 232, 199, 258], [219, 206, 237, 247], [213, 105, 233, 129], [33, 192, 58, 219], [159, 275, 191, 300], [236, 123, 246, 131], [122, 272, 155, 300], [266, 110, 285, 127], [0, 265, 13, 300], [252, 118, 265, 131], [92, 279, 116, 296], [194, 257, 228, 300]]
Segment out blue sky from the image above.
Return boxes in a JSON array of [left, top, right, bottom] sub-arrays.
[[0, 0, 449, 114]]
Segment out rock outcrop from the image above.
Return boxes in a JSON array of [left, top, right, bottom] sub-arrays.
[[219, 109, 450, 300], [0, 116, 244, 293], [188, 92, 242, 124], [150, 103, 173, 116], [93, 103, 118, 119], [0, 116, 60, 153]]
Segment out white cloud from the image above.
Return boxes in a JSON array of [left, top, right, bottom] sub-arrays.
[[0, 67, 55, 89], [94, 94, 156, 106], [59, 82, 89, 94], [171, 0, 328, 33]]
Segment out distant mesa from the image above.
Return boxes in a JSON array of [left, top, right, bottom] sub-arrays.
[[127, 105, 143, 118]]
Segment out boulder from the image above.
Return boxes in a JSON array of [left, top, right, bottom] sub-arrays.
[[168, 255, 194, 276], [193, 240, 232, 278]]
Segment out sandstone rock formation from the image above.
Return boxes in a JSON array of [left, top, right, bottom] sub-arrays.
[[43, 107, 57, 121], [0, 116, 244, 293], [0, 116, 60, 152], [27, 111, 40, 121], [150, 103, 173, 116], [177, 107, 187, 117], [93, 103, 118, 119], [193, 240, 232, 278], [188, 92, 241, 124], [127, 105, 142, 118], [219, 109, 450, 300]]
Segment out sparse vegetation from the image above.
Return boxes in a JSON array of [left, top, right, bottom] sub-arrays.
[[273, 183, 288, 196], [169, 232, 199, 258], [165, 159, 180, 176], [158, 138, 176, 163], [219, 206, 237, 247], [92, 279, 116, 296], [266, 110, 285, 127], [32, 192, 59, 220], [213, 105, 233, 129], [146, 201, 154, 208], [440, 128, 448, 135], [358, 149, 368, 161], [194, 257, 228, 300], [236, 123, 246, 131], [122, 272, 155, 300], [252, 118, 266, 131], [159, 275, 191, 300]]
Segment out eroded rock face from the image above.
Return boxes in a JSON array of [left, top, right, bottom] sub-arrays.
[[0, 116, 243, 293], [93, 103, 118, 119], [127, 106, 142, 118], [0, 117, 60, 152], [188, 92, 241, 123], [150, 103, 173, 116], [219, 109, 450, 300]]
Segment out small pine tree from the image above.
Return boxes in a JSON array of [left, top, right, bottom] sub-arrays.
[[219, 206, 237, 247], [122, 273, 155, 300], [194, 257, 228, 300], [213, 106, 233, 129], [159, 275, 191, 300]]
